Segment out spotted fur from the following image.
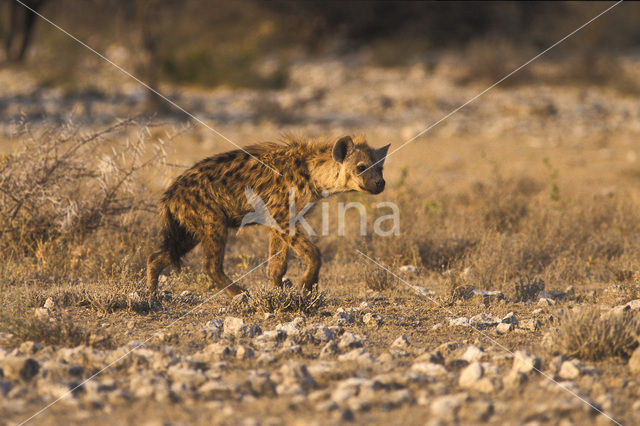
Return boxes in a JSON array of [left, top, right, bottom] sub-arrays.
[[147, 135, 390, 296]]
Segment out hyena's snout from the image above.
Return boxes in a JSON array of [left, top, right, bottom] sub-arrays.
[[363, 176, 385, 194], [373, 178, 385, 194]]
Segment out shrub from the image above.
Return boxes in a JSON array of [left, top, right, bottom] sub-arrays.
[[0, 118, 167, 262], [231, 285, 327, 316], [554, 307, 639, 360]]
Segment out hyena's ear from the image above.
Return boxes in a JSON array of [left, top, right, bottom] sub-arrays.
[[332, 136, 355, 163], [373, 143, 391, 165]]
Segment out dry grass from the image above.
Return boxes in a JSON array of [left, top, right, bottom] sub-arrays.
[[554, 307, 640, 361], [231, 285, 328, 316], [0, 306, 110, 349]]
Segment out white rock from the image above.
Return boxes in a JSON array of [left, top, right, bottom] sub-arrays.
[[278, 317, 305, 337], [338, 332, 364, 350], [512, 350, 540, 374], [501, 312, 517, 324], [43, 297, 55, 309], [307, 324, 334, 343], [459, 362, 483, 388], [362, 313, 382, 326], [430, 393, 469, 420], [449, 317, 469, 327], [34, 307, 50, 320], [399, 265, 417, 273], [558, 360, 582, 379], [495, 323, 513, 334], [236, 345, 254, 360], [537, 297, 555, 307], [411, 362, 448, 377], [391, 334, 410, 349], [462, 345, 485, 362], [202, 319, 223, 339], [1, 357, 39, 381], [338, 348, 376, 364], [223, 317, 245, 336], [469, 313, 500, 328]]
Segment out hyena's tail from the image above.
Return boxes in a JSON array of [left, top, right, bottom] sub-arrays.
[[160, 205, 195, 269]]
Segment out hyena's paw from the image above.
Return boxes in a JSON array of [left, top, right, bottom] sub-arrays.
[[224, 283, 246, 298]]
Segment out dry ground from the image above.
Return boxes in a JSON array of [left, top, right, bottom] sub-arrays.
[[1, 56, 640, 425]]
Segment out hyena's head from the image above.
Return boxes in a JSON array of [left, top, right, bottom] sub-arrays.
[[332, 136, 390, 195]]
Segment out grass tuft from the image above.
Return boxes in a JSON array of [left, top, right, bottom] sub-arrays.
[[231, 285, 327, 316], [554, 307, 639, 361]]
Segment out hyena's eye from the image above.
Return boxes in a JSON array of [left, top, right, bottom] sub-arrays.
[[356, 164, 367, 174]]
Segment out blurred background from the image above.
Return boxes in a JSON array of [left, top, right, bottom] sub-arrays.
[[2, 1, 640, 126]]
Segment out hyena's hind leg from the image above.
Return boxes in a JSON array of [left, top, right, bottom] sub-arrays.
[[147, 233, 198, 293], [267, 229, 289, 288], [202, 225, 245, 297]]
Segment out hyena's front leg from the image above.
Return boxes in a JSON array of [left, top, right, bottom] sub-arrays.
[[286, 233, 321, 292], [267, 229, 289, 288], [201, 225, 244, 297]]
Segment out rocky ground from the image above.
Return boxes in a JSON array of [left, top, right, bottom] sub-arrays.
[[2, 280, 640, 425]]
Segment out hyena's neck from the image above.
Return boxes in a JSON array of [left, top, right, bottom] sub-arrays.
[[307, 145, 345, 197]]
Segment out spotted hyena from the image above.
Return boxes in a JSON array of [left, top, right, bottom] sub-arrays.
[[147, 135, 390, 296]]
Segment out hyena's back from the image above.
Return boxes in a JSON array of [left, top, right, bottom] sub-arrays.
[[158, 142, 317, 266]]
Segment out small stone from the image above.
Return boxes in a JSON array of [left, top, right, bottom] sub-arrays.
[[391, 334, 410, 349], [338, 332, 364, 350], [277, 362, 315, 391], [257, 353, 276, 365], [1, 357, 39, 381], [461, 345, 484, 362], [495, 323, 513, 334], [362, 312, 382, 327], [236, 346, 254, 360], [204, 343, 235, 358], [278, 317, 305, 338], [414, 286, 436, 297], [469, 313, 500, 328], [414, 351, 444, 364], [501, 312, 517, 325], [399, 265, 417, 273], [359, 301, 372, 309], [223, 317, 261, 338], [19, 341, 43, 355], [411, 362, 448, 377], [537, 297, 555, 307], [307, 324, 334, 343], [449, 317, 469, 327], [264, 312, 274, 320], [338, 348, 376, 364], [279, 338, 302, 355], [202, 319, 223, 339], [558, 360, 582, 380], [436, 341, 462, 356], [430, 393, 469, 421], [34, 307, 50, 320], [512, 350, 540, 374], [459, 362, 483, 388], [43, 297, 55, 309], [223, 317, 245, 336], [503, 370, 527, 388], [519, 318, 541, 331], [333, 309, 352, 325]]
